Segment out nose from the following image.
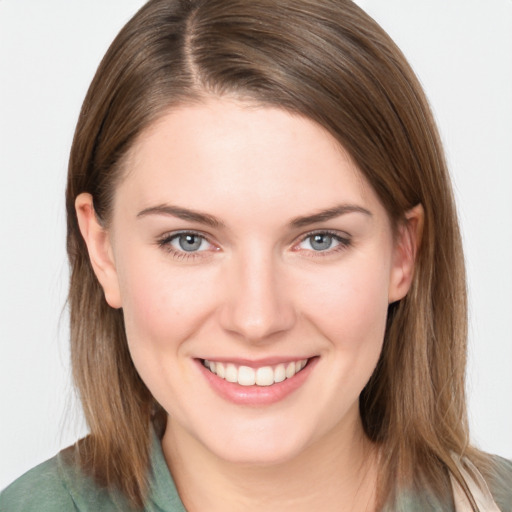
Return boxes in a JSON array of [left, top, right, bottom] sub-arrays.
[[218, 248, 297, 343]]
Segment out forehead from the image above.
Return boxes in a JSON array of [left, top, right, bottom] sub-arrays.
[[116, 97, 380, 222]]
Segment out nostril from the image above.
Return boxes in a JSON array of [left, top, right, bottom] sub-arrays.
[[217, 257, 297, 341], [218, 296, 297, 342]]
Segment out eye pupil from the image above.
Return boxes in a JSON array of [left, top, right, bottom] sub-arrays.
[[179, 234, 202, 251], [310, 234, 333, 251]]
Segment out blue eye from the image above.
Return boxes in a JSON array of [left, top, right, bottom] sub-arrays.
[[309, 234, 337, 251], [172, 233, 207, 252], [297, 231, 350, 252], [157, 231, 213, 257]]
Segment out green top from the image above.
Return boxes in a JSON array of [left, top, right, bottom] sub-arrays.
[[2, 433, 512, 511], [0, 433, 186, 512]]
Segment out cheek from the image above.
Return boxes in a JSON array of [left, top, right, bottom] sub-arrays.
[[116, 249, 218, 359], [294, 256, 391, 410], [116, 254, 222, 412], [300, 256, 391, 349]]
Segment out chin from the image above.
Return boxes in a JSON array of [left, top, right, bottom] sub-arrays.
[[214, 439, 309, 467], [195, 417, 321, 467]]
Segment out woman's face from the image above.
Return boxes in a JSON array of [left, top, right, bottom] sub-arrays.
[[80, 98, 416, 465]]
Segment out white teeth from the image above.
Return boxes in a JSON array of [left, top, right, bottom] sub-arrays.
[[216, 362, 226, 379], [274, 364, 286, 383], [225, 363, 237, 383], [203, 359, 309, 387], [238, 366, 256, 386], [255, 366, 274, 386]]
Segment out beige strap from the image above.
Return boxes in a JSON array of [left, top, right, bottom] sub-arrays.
[[450, 458, 501, 512]]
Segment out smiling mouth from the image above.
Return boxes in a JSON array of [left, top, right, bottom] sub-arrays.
[[202, 359, 309, 387]]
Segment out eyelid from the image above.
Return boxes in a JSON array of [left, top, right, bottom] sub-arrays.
[[156, 229, 218, 259], [157, 228, 211, 243], [292, 229, 352, 253], [155, 228, 351, 261], [297, 228, 351, 243]]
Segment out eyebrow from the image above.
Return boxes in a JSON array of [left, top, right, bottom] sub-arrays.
[[136, 203, 371, 229], [289, 204, 372, 228], [136, 204, 225, 228]]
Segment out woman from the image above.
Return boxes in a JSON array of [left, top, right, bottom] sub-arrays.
[[1, 0, 511, 510]]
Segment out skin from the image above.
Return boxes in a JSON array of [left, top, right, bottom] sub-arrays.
[[76, 97, 422, 512]]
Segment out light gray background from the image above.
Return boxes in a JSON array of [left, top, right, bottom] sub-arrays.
[[1, 0, 511, 489]]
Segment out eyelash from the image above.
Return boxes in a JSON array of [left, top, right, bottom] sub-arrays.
[[294, 230, 352, 257], [156, 230, 216, 261], [156, 229, 352, 261]]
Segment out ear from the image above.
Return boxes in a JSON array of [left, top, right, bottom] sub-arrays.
[[388, 203, 424, 304], [75, 193, 122, 309]]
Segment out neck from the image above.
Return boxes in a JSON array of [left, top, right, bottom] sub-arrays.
[[162, 413, 378, 512]]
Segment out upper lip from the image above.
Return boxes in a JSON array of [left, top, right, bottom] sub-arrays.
[[198, 356, 316, 368]]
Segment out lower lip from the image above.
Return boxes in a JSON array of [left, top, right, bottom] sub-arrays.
[[197, 358, 318, 406]]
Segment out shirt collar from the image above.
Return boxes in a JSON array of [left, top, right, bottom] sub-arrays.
[[147, 430, 187, 512]]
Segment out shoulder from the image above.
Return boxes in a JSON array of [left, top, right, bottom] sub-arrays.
[[486, 455, 512, 511], [0, 449, 136, 512], [0, 456, 76, 511]]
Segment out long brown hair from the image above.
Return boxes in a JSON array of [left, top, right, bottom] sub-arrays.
[[66, 0, 486, 508]]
